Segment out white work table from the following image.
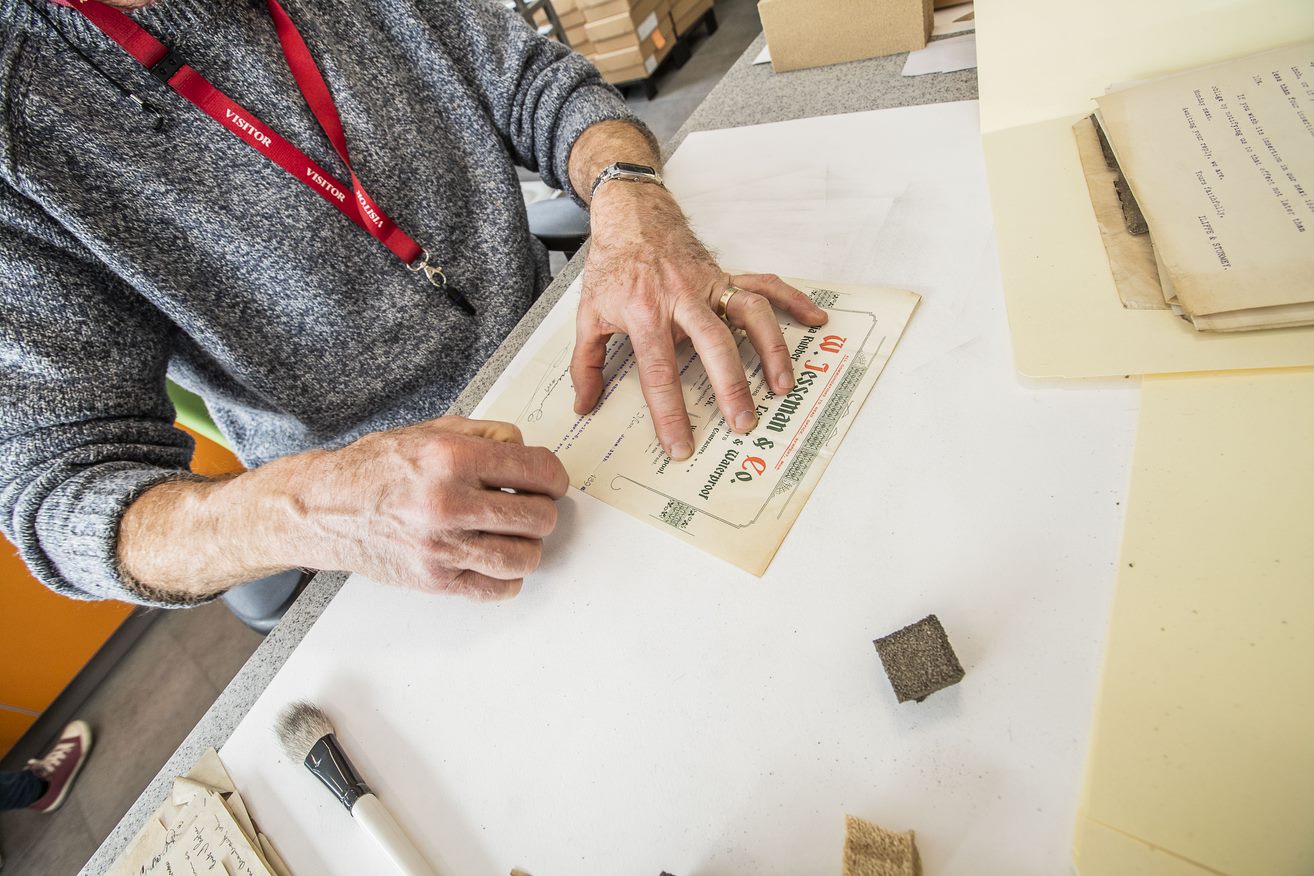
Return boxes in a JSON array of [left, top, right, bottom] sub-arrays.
[[84, 35, 1139, 876]]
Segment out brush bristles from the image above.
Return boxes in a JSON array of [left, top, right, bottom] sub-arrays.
[[275, 701, 335, 761]]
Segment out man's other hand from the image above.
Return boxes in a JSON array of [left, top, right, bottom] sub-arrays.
[[574, 183, 828, 461], [303, 417, 569, 600]]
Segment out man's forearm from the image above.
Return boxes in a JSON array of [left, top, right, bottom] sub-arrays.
[[567, 119, 662, 205], [115, 417, 570, 605], [117, 450, 326, 601]]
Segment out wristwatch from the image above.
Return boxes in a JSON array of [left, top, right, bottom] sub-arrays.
[[590, 162, 665, 198]]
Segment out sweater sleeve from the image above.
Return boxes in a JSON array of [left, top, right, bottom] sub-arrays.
[[423, 0, 657, 202], [0, 182, 204, 607]]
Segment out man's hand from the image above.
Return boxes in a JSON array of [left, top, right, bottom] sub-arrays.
[[298, 417, 568, 600], [574, 184, 827, 460], [566, 121, 827, 461], [118, 417, 568, 603]]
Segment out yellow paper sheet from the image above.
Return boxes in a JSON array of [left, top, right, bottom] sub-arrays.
[[977, 0, 1314, 377], [1074, 368, 1314, 876]]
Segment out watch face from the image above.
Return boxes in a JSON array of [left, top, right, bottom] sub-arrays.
[[613, 162, 656, 175]]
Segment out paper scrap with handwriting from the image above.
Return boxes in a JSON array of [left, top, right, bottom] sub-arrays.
[[108, 748, 286, 876], [474, 276, 918, 575]]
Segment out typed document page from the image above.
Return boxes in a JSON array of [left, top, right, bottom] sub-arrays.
[[1094, 42, 1314, 317], [475, 276, 919, 575]]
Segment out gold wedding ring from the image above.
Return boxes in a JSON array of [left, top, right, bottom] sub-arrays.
[[716, 285, 741, 321]]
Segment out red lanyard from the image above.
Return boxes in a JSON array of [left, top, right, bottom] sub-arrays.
[[59, 0, 474, 314]]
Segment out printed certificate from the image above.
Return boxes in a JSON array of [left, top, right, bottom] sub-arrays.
[[475, 276, 919, 574]]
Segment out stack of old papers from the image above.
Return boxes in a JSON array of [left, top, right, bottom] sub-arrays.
[[1075, 41, 1314, 332], [109, 748, 292, 876]]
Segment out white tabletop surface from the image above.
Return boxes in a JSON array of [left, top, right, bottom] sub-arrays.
[[217, 100, 1141, 875]]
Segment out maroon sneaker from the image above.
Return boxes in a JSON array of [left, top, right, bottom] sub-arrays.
[[26, 720, 93, 814]]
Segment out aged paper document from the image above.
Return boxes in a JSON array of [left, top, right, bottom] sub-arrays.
[[109, 748, 287, 876], [1094, 42, 1314, 322], [476, 276, 918, 575], [1072, 116, 1167, 311]]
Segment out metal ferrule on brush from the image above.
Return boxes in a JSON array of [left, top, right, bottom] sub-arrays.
[[304, 733, 372, 810]]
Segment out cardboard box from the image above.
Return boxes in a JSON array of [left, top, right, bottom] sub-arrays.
[[758, 0, 931, 73], [582, 0, 631, 19], [671, 0, 708, 20], [593, 30, 641, 55], [672, 0, 713, 34], [582, 0, 659, 23], [592, 5, 673, 54], [554, 0, 579, 10], [559, 8, 586, 28], [592, 14, 674, 76], [601, 59, 658, 83], [585, 5, 661, 42], [599, 60, 654, 84]]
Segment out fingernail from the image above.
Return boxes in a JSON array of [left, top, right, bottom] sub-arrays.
[[775, 371, 795, 392], [734, 411, 756, 432], [671, 441, 693, 460]]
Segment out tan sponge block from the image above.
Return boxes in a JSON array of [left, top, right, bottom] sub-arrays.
[[843, 814, 920, 876]]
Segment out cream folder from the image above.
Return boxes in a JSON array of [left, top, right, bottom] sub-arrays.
[[1075, 369, 1314, 875], [976, 0, 1314, 377]]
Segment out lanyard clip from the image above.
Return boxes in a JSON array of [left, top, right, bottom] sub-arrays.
[[407, 248, 447, 288], [408, 249, 476, 316]]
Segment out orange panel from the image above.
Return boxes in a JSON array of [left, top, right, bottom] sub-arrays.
[[178, 423, 245, 477], [0, 540, 134, 714], [0, 707, 37, 761], [0, 423, 244, 732]]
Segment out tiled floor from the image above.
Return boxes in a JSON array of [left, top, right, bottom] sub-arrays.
[[0, 5, 761, 873], [0, 603, 262, 875]]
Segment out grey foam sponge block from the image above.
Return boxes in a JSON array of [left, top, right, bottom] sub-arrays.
[[873, 614, 965, 703]]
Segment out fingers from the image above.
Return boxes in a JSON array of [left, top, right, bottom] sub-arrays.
[[571, 316, 612, 415], [725, 290, 795, 396], [456, 532, 544, 582], [453, 489, 559, 539], [472, 441, 570, 498], [679, 303, 758, 433], [447, 569, 524, 602], [629, 323, 696, 459], [731, 273, 828, 327], [438, 417, 524, 445]]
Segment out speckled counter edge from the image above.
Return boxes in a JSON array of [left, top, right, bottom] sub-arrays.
[[77, 571, 349, 875], [79, 32, 977, 875]]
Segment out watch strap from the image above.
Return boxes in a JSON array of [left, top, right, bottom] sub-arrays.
[[590, 162, 665, 198]]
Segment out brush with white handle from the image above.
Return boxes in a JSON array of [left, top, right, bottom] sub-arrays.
[[275, 702, 439, 876]]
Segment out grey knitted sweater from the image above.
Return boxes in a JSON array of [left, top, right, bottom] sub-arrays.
[[0, 0, 643, 605]]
